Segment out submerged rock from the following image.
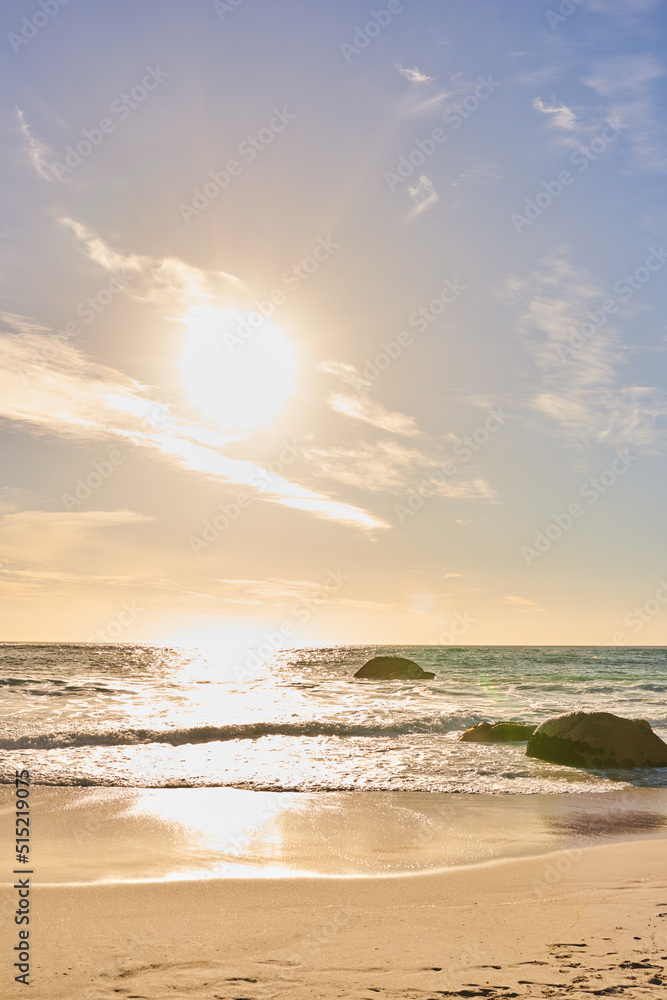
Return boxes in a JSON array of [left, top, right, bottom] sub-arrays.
[[527, 711, 667, 769], [459, 721, 537, 743], [353, 656, 435, 680]]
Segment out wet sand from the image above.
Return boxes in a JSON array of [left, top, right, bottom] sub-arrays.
[[1, 787, 667, 997]]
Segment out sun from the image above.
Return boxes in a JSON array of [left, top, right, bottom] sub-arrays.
[[179, 305, 296, 434]]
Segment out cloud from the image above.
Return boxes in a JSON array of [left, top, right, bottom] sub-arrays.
[[397, 65, 434, 84], [584, 54, 665, 97], [304, 439, 497, 499], [0, 510, 152, 595], [583, 55, 667, 171], [315, 364, 499, 498], [532, 96, 607, 149], [533, 97, 580, 131], [451, 159, 501, 186], [0, 488, 35, 514], [408, 174, 439, 214], [320, 361, 421, 436], [503, 595, 546, 613], [517, 64, 569, 88], [317, 360, 370, 389], [16, 108, 53, 181], [211, 577, 338, 607], [60, 216, 244, 311], [0, 322, 387, 532], [504, 253, 667, 453], [328, 392, 421, 437], [396, 68, 503, 122]]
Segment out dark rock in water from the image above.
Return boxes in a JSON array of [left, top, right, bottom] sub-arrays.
[[459, 721, 537, 743], [527, 712, 667, 769], [353, 656, 435, 680]]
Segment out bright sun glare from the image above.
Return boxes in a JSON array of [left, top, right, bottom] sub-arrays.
[[179, 305, 296, 433]]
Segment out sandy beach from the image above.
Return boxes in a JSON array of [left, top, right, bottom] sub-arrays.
[[2, 787, 667, 998]]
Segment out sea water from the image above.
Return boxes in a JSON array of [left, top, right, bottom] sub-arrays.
[[1, 644, 666, 793]]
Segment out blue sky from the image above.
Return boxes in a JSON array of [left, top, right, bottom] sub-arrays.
[[1, 0, 667, 646]]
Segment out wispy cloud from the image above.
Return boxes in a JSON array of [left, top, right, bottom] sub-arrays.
[[503, 595, 546, 612], [328, 392, 421, 436], [408, 174, 439, 214], [320, 360, 421, 435], [532, 96, 606, 149], [395, 69, 495, 121], [212, 577, 338, 607], [0, 322, 387, 532], [397, 65, 434, 84], [16, 108, 53, 181], [505, 253, 667, 453], [584, 54, 665, 97], [583, 54, 667, 171], [0, 511, 152, 596], [0, 488, 35, 514], [316, 362, 498, 498], [60, 217, 244, 310], [317, 360, 369, 389], [451, 159, 501, 186], [304, 439, 497, 499]]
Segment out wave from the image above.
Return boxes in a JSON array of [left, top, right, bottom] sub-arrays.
[[0, 676, 134, 695], [0, 677, 67, 687], [0, 715, 486, 750]]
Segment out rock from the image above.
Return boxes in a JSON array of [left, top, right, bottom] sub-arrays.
[[459, 721, 537, 743], [527, 712, 667, 769], [353, 656, 435, 680]]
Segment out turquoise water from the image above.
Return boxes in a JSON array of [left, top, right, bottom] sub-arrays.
[[1, 644, 666, 792]]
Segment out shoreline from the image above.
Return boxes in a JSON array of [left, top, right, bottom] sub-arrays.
[[3, 784, 667, 884]]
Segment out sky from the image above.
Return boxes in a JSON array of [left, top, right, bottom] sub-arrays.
[[1, 0, 667, 647]]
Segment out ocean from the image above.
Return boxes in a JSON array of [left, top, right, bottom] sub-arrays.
[[2, 644, 667, 794]]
